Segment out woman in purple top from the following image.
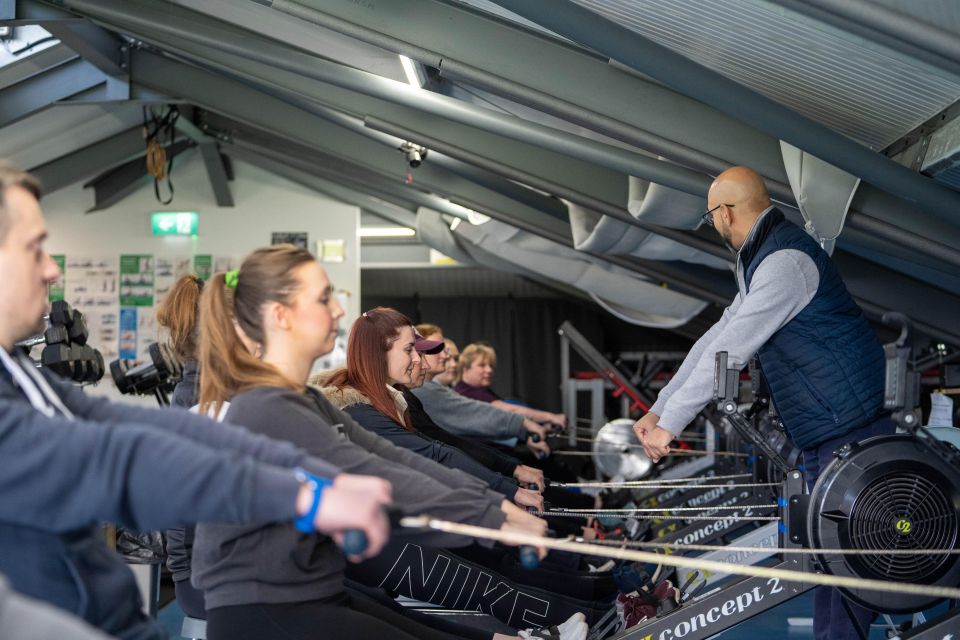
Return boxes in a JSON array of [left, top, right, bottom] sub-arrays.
[[454, 343, 566, 430]]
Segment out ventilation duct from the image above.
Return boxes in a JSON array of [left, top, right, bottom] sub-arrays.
[[451, 217, 708, 327], [627, 175, 706, 229], [781, 142, 861, 254], [568, 200, 729, 269]]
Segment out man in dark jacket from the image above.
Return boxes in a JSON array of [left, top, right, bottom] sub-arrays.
[[633, 166, 891, 640], [0, 161, 391, 640]]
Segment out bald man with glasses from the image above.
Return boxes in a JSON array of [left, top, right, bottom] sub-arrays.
[[634, 166, 891, 640]]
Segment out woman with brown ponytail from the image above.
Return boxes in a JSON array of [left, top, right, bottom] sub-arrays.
[[155, 274, 206, 619], [191, 245, 566, 640], [156, 274, 203, 409]]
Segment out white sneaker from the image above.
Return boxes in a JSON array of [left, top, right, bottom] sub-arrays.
[[519, 612, 588, 640], [587, 559, 616, 573]]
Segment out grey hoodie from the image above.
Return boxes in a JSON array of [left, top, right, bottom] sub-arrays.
[[412, 379, 528, 440], [316, 383, 520, 498], [193, 386, 507, 610]]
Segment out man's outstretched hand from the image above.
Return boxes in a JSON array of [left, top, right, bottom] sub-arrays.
[[633, 412, 674, 463]]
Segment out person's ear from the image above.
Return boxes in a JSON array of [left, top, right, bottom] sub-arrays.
[[720, 205, 733, 227], [267, 301, 290, 331]]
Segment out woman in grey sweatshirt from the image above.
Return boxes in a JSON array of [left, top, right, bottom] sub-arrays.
[[192, 245, 565, 640]]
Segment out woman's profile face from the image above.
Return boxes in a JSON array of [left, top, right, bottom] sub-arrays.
[[385, 325, 422, 385], [461, 356, 494, 387], [434, 341, 459, 386], [284, 261, 344, 359], [421, 331, 448, 375]]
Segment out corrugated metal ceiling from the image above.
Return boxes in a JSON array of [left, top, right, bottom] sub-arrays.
[[560, 0, 960, 150], [868, 0, 960, 33]]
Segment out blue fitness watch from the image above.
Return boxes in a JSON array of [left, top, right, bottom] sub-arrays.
[[293, 468, 333, 534]]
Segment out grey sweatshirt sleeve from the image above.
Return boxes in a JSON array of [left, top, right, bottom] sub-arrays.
[[0, 399, 304, 534], [227, 389, 506, 546], [658, 250, 819, 434], [343, 404, 519, 499], [412, 382, 528, 440], [314, 393, 505, 503], [49, 371, 339, 480], [650, 294, 740, 417]]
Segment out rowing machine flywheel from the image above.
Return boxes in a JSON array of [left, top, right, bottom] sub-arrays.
[[592, 419, 652, 480], [807, 434, 960, 613]]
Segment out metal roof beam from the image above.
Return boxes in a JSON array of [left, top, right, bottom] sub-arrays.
[[42, 19, 128, 77], [0, 0, 81, 25], [0, 55, 107, 129], [28, 125, 144, 193], [197, 142, 233, 207], [83, 138, 193, 212]]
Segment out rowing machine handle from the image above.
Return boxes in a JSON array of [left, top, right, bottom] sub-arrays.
[[340, 506, 405, 556], [340, 530, 368, 555], [519, 546, 540, 570]]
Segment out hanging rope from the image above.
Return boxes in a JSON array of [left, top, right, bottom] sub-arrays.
[[142, 105, 181, 205]]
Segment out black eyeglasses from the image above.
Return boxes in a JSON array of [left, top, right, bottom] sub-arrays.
[[702, 203, 734, 228]]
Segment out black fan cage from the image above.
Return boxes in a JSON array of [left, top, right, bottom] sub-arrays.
[[847, 471, 958, 582]]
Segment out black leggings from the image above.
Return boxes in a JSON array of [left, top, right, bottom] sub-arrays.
[[174, 579, 206, 620], [454, 545, 616, 601], [347, 581, 503, 640], [347, 539, 613, 628], [206, 591, 469, 640]]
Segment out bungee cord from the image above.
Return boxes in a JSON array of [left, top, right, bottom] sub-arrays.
[[398, 516, 960, 600]]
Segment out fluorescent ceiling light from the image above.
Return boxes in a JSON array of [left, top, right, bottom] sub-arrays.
[[359, 226, 416, 238], [398, 54, 422, 88]]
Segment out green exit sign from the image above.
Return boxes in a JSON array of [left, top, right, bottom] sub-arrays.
[[151, 211, 198, 236]]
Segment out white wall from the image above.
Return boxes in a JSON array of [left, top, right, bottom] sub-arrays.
[[41, 151, 360, 402]]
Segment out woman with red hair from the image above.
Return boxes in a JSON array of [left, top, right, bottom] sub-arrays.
[[316, 308, 619, 625], [316, 307, 542, 511]]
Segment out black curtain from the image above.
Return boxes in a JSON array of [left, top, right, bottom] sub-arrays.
[[363, 295, 693, 412]]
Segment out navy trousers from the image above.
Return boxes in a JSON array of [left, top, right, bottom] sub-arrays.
[[802, 415, 896, 640]]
